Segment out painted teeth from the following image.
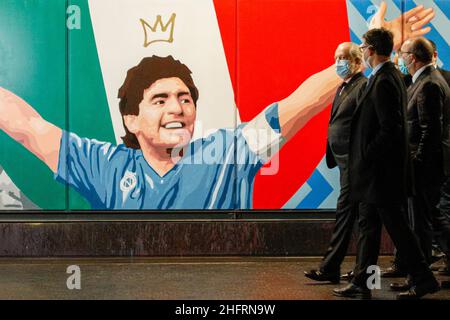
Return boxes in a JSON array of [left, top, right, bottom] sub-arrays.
[[164, 122, 183, 129]]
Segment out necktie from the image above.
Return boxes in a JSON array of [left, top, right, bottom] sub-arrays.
[[366, 74, 374, 88], [337, 81, 347, 96]]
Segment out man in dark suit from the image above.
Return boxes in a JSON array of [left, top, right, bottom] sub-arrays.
[[403, 37, 450, 264], [429, 39, 450, 276], [304, 42, 366, 283], [429, 39, 450, 87], [389, 37, 450, 291], [384, 39, 450, 278], [333, 28, 439, 300]]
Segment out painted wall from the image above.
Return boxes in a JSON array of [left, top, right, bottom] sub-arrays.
[[0, 0, 448, 211]]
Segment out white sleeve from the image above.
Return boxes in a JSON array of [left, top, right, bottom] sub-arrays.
[[241, 103, 286, 163]]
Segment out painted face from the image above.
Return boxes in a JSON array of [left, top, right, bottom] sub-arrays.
[[125, 77, 196, 150]]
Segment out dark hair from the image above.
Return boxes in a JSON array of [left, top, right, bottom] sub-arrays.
[[410, 38, 433, 64], [428, 38, 437, 52], [362, 28, 393, 56], [118, 55, 199, 149]]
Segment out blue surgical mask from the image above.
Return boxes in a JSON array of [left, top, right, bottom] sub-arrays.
[[398, 57, 410, 75], [363, 55, 372, 70], [335, 60, 352, 79]]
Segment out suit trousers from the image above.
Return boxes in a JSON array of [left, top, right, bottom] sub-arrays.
[[433, 176, 450, 256], [395, 176, 450, 266], [408, 182, 441, 264], [319, 161, 358, 274], [439, 176, 450, 220], [352, 202, 432, 288]]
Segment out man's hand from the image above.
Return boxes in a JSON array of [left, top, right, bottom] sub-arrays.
[[369, 1, 435, 51]]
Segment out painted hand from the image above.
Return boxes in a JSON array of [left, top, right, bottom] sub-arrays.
[[369, 1, 435, 51]]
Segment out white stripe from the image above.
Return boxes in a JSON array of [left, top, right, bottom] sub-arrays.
[[346, 0, 372, 38], [241, 107, 284, 164], [372, 0, 401, 20], [88, 0, 239, 144], [282, 181, 312, 209], [316, 157, 340, 209], [413, 0, 450, 46]]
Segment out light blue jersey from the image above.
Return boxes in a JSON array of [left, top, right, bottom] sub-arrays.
[[55, 103, 284, 209]]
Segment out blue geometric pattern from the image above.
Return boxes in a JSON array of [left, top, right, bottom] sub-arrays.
[[295, 164, 335, 209]]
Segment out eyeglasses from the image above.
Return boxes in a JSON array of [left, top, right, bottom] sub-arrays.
[[398, 50, 413, 56], [359, 44, 371, 53]]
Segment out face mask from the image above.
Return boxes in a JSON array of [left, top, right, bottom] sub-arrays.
[[335, 60, 352, 79], [363, 55, 372, 70], [397, 57, 410, 75]]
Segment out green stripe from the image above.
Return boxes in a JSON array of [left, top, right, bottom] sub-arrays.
[[0, 0, 67, 210], [68, 0, 115, 210], [0, 0, 115, 210]]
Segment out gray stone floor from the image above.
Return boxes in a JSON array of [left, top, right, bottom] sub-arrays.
[[0, 256, 448, 300]]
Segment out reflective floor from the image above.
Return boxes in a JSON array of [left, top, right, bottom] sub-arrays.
[[0, 256, 448, 300]]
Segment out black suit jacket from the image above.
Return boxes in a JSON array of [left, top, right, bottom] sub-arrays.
[[403, 74, 413, 88], [434, 68, 450, 176], [436, 67, 450, 176], [437, 67, 450, 87], [326, 72, 367, 169], [348, 62, 409, 204], [407, 65, 450, 182]]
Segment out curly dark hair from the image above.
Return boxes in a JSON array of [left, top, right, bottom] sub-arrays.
[[118, 55, 199, 149]]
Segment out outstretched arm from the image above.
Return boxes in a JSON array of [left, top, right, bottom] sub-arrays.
[[0, 87, 62, 173], [277, 64, 341, 141], [275, 2, 435, 141]]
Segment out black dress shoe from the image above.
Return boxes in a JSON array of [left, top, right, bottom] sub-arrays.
[[431, 247, 445, 264], [397, 278, 440, 300], [441, 281, 450, 289], [430, 254, 445, 264], [340, 270, 354, 282], [381, 265, 407, 278], [438, 266, 449, 275], [438, 259, 449, 275], [304, 270, 340, 283], [390, 282, 411, 292], [332, 283, 371, 299]]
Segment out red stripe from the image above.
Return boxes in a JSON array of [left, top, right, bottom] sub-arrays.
[[214, 0, 350, 208]]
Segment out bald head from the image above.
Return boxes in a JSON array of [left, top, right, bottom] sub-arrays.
[[403, 37, 434, 64], [334, 42, 362, 80], [335, 42, 362, 64]]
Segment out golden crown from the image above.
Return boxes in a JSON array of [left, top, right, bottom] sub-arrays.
[[140, 13, 176, 47]]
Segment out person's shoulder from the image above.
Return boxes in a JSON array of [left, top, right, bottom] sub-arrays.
[[377, 65, 403, 86], [201, 127, 234, 142], [420, 75, 448, 96], [352, 72, 367, 84], [430, 68, 450, 86], [438, 67, 450, 78], [68, 132, 134, 160], [189, 128, 235, 151], [353, 74, 367, 88], [438, 68, 450, 88]]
